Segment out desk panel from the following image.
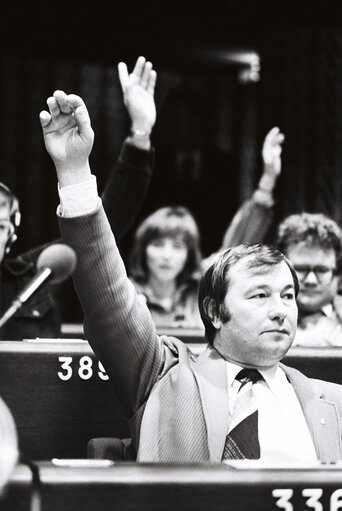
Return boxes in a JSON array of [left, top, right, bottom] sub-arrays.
[[283, 346, 342, 383], [61, 323, 207, 343], [0, 464, 32, 511], [34, 461, 342, 511], [0, 341, 342, 462], [0, 341, 129, 461], [60, 326, 342, 381]]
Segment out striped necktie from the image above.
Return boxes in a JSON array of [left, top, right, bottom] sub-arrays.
[[222, 368, 262, 460]]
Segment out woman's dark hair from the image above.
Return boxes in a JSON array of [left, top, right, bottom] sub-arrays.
[[128, 206, 202, 286]]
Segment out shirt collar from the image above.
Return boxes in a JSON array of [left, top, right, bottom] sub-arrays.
[[321, 302, 333, 317], [226, 360, 283, 394]]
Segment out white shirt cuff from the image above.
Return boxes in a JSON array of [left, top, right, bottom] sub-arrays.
[[57, 175, 100, 217]]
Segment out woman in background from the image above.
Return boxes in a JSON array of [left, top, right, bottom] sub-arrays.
[[128, 206, 203, 329], [128, 126, 284, 330]]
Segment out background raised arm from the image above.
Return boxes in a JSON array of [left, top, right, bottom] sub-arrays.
[[258, 126, 284, 198], [101, 57, 157, 240], [210, 127, 284, 259], [119, 56, 157, 150]]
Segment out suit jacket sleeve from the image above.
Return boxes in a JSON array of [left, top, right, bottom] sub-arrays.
[[58, 203, 167, 415], [101, 140, 154, 240]]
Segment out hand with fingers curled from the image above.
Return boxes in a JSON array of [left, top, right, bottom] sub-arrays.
[[118, 56, 157, 137], [39, 91, 94, 187]]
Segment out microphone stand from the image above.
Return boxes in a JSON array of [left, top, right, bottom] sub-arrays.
[[0, 267, 52, 328]]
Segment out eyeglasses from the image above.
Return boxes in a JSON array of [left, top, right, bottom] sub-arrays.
[[293, 264, 337, 283]]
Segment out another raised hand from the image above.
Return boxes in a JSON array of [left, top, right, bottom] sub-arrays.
[[39, 90, 94, 187], [258, 126, 285, 196], [262, 126, 284, 177], [118, 56, 157, 144]]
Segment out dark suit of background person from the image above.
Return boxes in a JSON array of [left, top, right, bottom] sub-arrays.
[[0, 57, 156, 340], [41, 88, 342, 464], [202, 127, 284, 270], [122, 127, 283, 330]]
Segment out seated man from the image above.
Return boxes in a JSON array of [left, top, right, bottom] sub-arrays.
[[223, 126, 342, 348], [276, 212, 342, 346], [0, 56, 156, 340], [40, 89, 342, 463]]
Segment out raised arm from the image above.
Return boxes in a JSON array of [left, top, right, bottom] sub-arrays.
[[39, 91, 94, 187], [39, 90, 165, 414], [101, 56, 157, 239], [220, 126, 284, 248]]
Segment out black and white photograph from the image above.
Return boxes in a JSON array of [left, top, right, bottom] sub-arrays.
[[1, 2, 342, 509]]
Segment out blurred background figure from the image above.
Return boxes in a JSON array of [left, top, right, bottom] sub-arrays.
[[0, 183, 61, 340], [276, 212, 342, 346], [202, 126, 284, 270], [128, 206, 203, 329], [127, 125, 284, 330], [0, 56, 156, 340]]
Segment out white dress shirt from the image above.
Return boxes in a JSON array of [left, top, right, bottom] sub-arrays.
[[226, 361, 317, 463], [57, 175, 99, 217]]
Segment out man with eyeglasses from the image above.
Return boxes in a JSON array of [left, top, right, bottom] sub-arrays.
[[276, 212, 342, 346]]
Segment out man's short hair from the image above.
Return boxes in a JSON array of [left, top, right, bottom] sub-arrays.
[[198, 243, 299, 345], [276, 213, 342, 271]]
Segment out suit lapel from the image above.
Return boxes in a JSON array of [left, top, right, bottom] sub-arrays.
[[192, 346, 229, 461], [281, 363, 342, 461]]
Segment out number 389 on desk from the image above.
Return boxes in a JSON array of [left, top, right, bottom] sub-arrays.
[[57, 355, 109, 381]]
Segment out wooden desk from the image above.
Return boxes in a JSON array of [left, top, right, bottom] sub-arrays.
[[0, 341, 129, 461], [32, 460, 342, 511], [1, 340, 342, 462]]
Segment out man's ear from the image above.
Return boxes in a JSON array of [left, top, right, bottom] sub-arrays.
[[205, 297, 222, 329], [211, 316, 222, 329]]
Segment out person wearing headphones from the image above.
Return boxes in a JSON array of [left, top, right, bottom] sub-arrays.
[[0, 182, 59, 340]]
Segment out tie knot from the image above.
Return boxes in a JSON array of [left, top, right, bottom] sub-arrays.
[[237, 368, 262, 384]]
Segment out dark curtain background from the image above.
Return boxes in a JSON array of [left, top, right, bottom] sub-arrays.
[[3, 20, 342, 324], [258, 27, 342, 243], [4, 26, 342, 321]]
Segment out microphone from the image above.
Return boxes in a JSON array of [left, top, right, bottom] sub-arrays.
[[0, 243, 77, 329]]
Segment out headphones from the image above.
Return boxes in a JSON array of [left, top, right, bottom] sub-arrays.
[[0, 183, 21, 254]]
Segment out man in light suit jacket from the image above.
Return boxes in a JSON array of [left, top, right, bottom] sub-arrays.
[[39, 68, 342, 464]]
